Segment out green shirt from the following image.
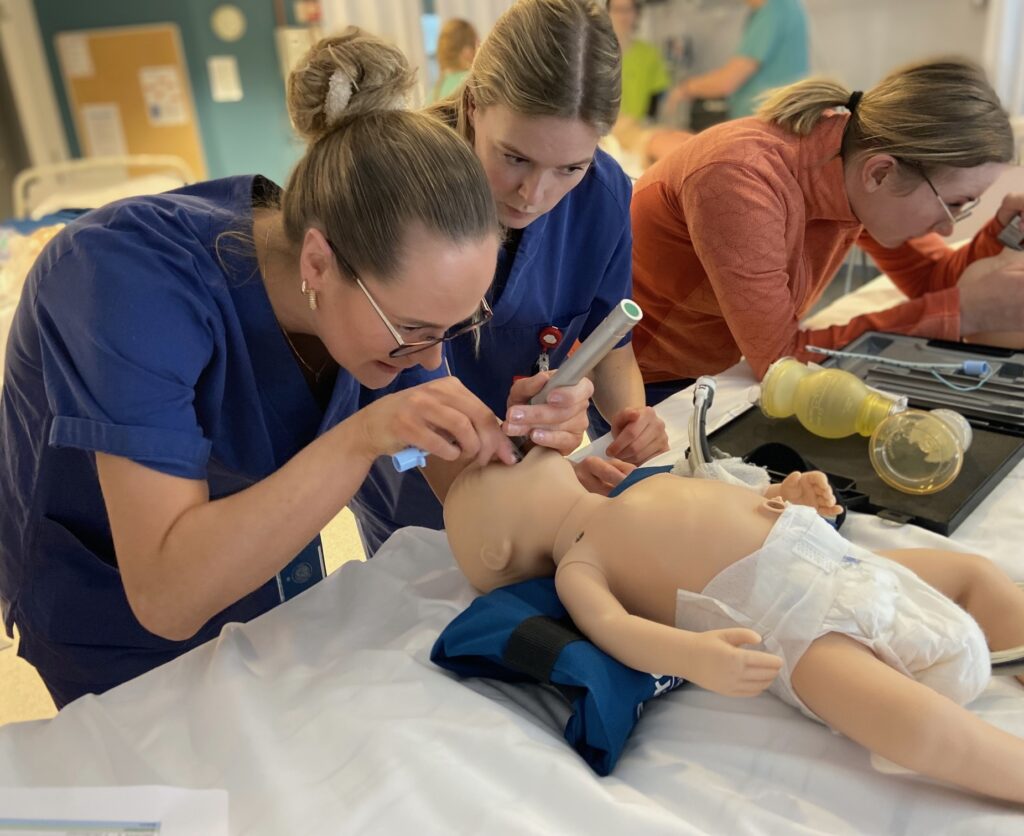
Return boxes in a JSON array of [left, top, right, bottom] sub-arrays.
[[433, 70, 469, 103], [620, 40, 671, 121], [731, 0, 809, 118]]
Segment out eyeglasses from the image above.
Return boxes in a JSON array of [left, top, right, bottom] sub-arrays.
[[918, 168, 980, 226], [326, 239, 493, 358]]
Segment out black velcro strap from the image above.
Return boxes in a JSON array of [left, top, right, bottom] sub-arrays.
[[503, 615, 585, 683]]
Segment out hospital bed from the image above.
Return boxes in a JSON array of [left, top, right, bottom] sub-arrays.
[[0, 278, 1022, 834], [1, 154, 193, 377]]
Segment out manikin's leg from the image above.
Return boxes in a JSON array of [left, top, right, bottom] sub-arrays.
[[878, 548, 1024, 685], [790, 632, 1024, 804]]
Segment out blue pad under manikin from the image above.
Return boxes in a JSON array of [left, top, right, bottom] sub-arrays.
[[430, 574, 685, 776]]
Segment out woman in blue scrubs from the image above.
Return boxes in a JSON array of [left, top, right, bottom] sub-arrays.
[[0, 29, 535, 708], [351, 0, 672, 556]]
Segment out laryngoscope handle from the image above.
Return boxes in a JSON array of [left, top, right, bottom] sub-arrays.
[[530, 299, 644, 405]]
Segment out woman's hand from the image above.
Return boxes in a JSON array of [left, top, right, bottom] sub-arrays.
[[572, 456, 635, 495], [357, 377, 519, 468], [957, 249, 1024, 335], [504, 372, 594, 455], [994, 192, 1024, 229], [605, 406, 669, 465]]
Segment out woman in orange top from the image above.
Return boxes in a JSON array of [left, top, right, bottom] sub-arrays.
[[630, 59, 1023, 394]]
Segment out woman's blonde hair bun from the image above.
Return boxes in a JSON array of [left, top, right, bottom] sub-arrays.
[[287, 27, 416, 144]]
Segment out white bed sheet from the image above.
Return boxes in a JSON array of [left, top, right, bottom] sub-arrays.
[[1, 353, 1023, 833]]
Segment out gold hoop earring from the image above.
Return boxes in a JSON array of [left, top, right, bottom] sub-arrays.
[[301, 280, 318, 311]]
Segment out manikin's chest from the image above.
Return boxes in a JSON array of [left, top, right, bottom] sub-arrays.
[[575, 477, 780, 623]]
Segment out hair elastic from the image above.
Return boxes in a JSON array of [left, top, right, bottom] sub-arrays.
[[846, 90, 863, 114]]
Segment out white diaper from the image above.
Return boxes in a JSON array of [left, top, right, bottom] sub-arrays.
[[675, 504, 991, 723]]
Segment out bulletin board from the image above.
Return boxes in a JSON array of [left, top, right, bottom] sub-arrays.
[[55, 24, 207, 179]]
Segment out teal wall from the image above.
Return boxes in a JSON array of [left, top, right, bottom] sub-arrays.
[[33, 0, 304, 185]]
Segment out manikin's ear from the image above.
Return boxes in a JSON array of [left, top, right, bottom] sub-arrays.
[[479, 537, 514, 574], [299, 228, 334, 294], [859, 154, 899, 194]]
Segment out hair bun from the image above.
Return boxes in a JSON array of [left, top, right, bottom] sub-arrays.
[[287, 26, 416, 144]]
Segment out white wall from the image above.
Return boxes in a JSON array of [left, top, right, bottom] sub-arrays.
[[0, 0, 68, 166], [805, 0, 989, 91], [984, 0, 1024, 117], [321, 0, 431, 104]]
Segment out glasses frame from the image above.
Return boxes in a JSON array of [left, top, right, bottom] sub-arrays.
[[325, 239, 493, 358], [917, 167, 980, 226]]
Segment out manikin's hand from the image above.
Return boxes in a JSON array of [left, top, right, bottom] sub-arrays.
[[766, 471, 843, 517], [572, 456, 635, 495], [504, 373, 594, 455], [606, 406, 670, 465], [686, 628, 783, 697], [958, 248, 1024, 336]]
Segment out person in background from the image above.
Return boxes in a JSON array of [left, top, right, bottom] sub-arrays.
[[607, 0, 692, 166], [0, 29, 520, 708], [351, 0, 670, 558], [667, 0, 809, 121], [629, 59, 1024, 399], [432, 18, 479, 102], [607, 0, 669, 121]]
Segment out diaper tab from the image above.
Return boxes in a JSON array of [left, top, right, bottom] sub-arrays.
[[780, 505, 848, 574], [792, 539, 837, 573]]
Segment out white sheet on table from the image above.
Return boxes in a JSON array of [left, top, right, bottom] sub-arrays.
[[0, 786, 228, 835], [0, 523, 1021, 835]]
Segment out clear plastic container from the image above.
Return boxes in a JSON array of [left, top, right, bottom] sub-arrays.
[[868, 408, 972, 495]]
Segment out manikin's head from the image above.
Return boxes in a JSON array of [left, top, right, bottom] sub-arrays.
[[443, 447, 585, 592]]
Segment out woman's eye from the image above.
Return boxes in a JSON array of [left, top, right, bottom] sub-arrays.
[[504, 154, 527, 165], [401, 325, 440, 339]]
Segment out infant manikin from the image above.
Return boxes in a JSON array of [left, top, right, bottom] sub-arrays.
[[443, 447, 1024, 805]]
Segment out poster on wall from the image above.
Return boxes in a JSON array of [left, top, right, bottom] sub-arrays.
[[139, 65, 189, 126], [81, 102, 128, 157], [56, 33, 94, 79], [55, 24, 207, 178]]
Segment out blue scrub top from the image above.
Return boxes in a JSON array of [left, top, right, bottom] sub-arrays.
[[0, 175, 433, 704], [351, 148, 634, 555], [731, 0, 809, 118]]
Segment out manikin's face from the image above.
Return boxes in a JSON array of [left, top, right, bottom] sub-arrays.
[[848, 159, 1006, 249], [307, 224, 498, 389], [470, 103, 601, 229], [444, 447, 579, 591]]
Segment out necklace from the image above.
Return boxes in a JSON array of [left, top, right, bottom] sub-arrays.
[[262, 222, 332, 384]]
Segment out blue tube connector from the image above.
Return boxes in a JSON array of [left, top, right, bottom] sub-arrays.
[[392, 447, 428, 472]]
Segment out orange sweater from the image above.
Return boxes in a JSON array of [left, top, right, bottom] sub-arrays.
[[630, 113, 1006, 381]]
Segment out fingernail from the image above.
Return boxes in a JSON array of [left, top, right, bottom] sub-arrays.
[[531, 429, 547, 443], [547, 394, 564, 406], [510, 408, 525, 421], [506, 424, 524, 436]]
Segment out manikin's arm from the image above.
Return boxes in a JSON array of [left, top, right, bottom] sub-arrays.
[[792, 633, 1024, 805], [555, 560, 782, 696]]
